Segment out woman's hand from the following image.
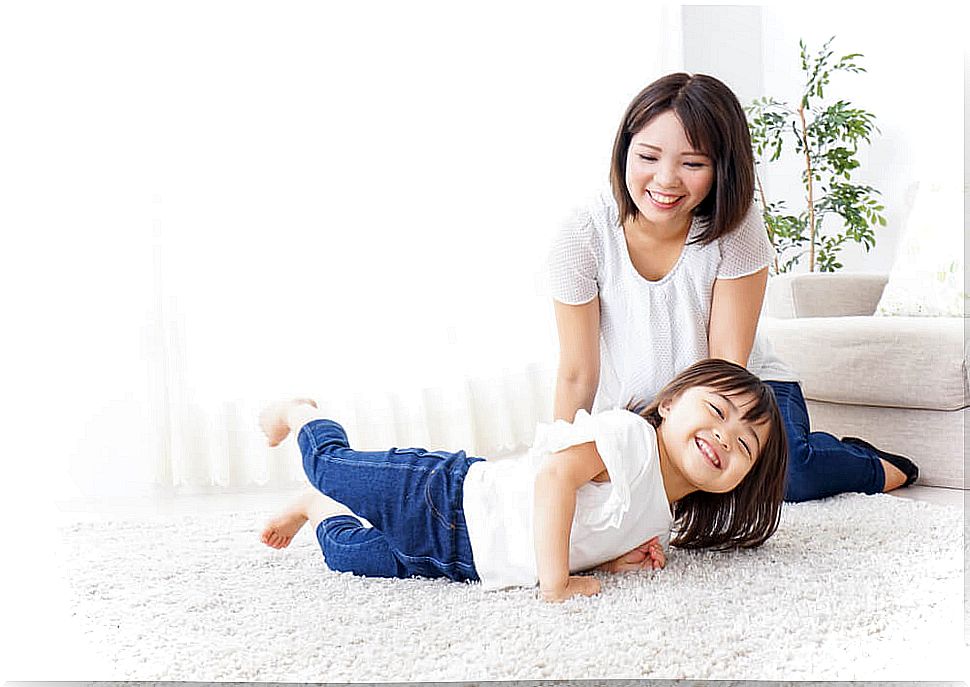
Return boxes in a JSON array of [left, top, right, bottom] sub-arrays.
[[540, 575, 602, 603], [596, 536, 666, 573]]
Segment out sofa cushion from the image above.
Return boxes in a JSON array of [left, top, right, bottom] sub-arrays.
[[766, 273, 888, 319], [762, 315, 967, 411]]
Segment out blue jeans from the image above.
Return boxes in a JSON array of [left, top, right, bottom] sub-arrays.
[[766, 381, 886, 502], [297, 418, 482, 581]]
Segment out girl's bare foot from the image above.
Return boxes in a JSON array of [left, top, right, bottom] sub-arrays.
[[261, 507, 308, 549], [259, 398, 318, 447], [260, 489, 355, 549]]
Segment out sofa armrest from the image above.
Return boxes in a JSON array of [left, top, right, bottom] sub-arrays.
[[765, 273, 889, 319]]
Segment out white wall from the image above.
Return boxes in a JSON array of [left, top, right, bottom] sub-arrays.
[[683, 4, 965, 274]]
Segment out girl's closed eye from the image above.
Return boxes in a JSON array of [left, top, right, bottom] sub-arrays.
[[739, 438, 752, 458], [707, 402, 725, 419]]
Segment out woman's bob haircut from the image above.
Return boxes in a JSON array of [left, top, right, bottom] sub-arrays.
[[629, 358, 789, 551], [610, 72, 756, 244]]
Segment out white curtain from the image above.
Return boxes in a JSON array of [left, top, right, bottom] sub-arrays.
[[2, 1, 682, 498]]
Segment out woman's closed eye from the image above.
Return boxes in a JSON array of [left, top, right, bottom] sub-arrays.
[[637, 154, 707, 169], [707, 402, 725, 419]]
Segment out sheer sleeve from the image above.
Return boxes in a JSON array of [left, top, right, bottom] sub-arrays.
[[546, 208, 601, 305], [717, 202, 775, 279]]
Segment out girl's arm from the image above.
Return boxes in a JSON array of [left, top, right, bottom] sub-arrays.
[[552, 299, 601, 421], [708, 267, 768, 367], [534, 441, 608, 602]]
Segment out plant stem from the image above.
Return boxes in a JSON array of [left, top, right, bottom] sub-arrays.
[[755, 169, 780, 274], [798, 102, 816, 271]]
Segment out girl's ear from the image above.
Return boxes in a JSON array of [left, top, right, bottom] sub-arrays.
[[658, 398, 671, 419]]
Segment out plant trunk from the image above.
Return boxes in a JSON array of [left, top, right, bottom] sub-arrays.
[[798, 103, 816, 271], [755, 170, 780, 274]]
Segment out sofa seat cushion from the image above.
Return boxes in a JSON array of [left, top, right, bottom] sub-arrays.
[[762, 315, 967, 411]]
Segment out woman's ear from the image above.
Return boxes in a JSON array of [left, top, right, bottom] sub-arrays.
[[658, 398, 671, 419]]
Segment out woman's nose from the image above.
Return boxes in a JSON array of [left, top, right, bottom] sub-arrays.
[[654, 162, 681, 188]]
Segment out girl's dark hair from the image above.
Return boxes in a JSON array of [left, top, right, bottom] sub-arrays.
[[629, 358, 788, 550], [609, 73, 756, 244]]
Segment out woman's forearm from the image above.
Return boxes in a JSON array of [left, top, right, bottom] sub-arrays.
[[553, 372, 597, 421]]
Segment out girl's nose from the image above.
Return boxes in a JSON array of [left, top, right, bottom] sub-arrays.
[[712, 428, 730, 450]]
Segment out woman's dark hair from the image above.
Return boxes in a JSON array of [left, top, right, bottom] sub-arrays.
[[629, 358, 788, 550], [609, 73, 756, 244]]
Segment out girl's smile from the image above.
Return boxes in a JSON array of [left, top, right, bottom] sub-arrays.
[[695, 436, 721, 469]]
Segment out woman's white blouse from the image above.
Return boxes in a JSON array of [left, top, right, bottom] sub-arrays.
[[547, 189, 798, 412], [462, 409, 673, 590]]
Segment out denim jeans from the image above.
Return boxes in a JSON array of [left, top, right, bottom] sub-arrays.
[[297, 418, 482, 581], [766, 381, 886, 503]]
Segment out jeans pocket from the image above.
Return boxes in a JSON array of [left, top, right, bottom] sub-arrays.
[[424, 469, 457, 530]]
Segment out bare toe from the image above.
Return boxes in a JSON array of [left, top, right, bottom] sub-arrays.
[[260, 509, 309, 549]]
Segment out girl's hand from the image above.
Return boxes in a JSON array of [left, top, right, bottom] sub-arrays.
[[540, 575, 601, 603], [596, 536, 666, 573]]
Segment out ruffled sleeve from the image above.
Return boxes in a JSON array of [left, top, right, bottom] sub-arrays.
[[531, 409, 654, 531]]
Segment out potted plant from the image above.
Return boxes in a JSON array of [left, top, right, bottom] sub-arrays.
[[747, 37, 886, 272]]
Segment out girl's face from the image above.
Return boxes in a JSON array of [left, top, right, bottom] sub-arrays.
[[656, 385, 769, 495], [625, 110, 715, 231]]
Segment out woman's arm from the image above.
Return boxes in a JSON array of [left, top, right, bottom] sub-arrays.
[[552, 298, 601, 421], [708, 267, 768, 367], [534, 441, 607, 602]]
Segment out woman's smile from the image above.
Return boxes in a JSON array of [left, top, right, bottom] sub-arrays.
[[646, 189, 686, 209]]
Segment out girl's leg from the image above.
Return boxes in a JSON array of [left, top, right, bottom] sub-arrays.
[[315, 516, 408, 578], [260, 399, 480, 581], [261, 488, 405, 577], [261, 488, 353, 549], [766, 381, 901, 503]]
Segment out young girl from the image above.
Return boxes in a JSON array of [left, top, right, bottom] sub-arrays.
[[260, 359, 788, 602]]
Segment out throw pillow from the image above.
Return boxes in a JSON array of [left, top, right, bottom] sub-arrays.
[[875, 180, 966, 317]]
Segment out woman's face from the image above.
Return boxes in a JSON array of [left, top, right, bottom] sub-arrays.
[[625, 110, 715, 231]]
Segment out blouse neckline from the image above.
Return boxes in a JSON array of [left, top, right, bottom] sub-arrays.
[[616, 214, 703, 287]]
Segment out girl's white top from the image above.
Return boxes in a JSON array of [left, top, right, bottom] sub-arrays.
[[462, 408, 673, 590], [547, 190, 798, 412]]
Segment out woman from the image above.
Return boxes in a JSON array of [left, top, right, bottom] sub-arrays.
[[548, 73, 918, 503]]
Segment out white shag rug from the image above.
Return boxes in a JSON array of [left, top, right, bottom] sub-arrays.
[[61, 493, 965, 682]]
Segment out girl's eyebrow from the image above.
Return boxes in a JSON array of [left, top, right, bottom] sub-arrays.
[[634, 142, 710, 157], [714, 392, 762, 455]]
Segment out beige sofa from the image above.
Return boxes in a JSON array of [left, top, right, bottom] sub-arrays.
[[761, 272, 967, 489]]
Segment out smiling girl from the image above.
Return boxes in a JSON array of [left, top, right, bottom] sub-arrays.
[[260, 359, 787, 601]]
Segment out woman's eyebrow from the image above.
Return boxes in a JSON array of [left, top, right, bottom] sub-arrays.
[[714, 392, 762, 455]]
